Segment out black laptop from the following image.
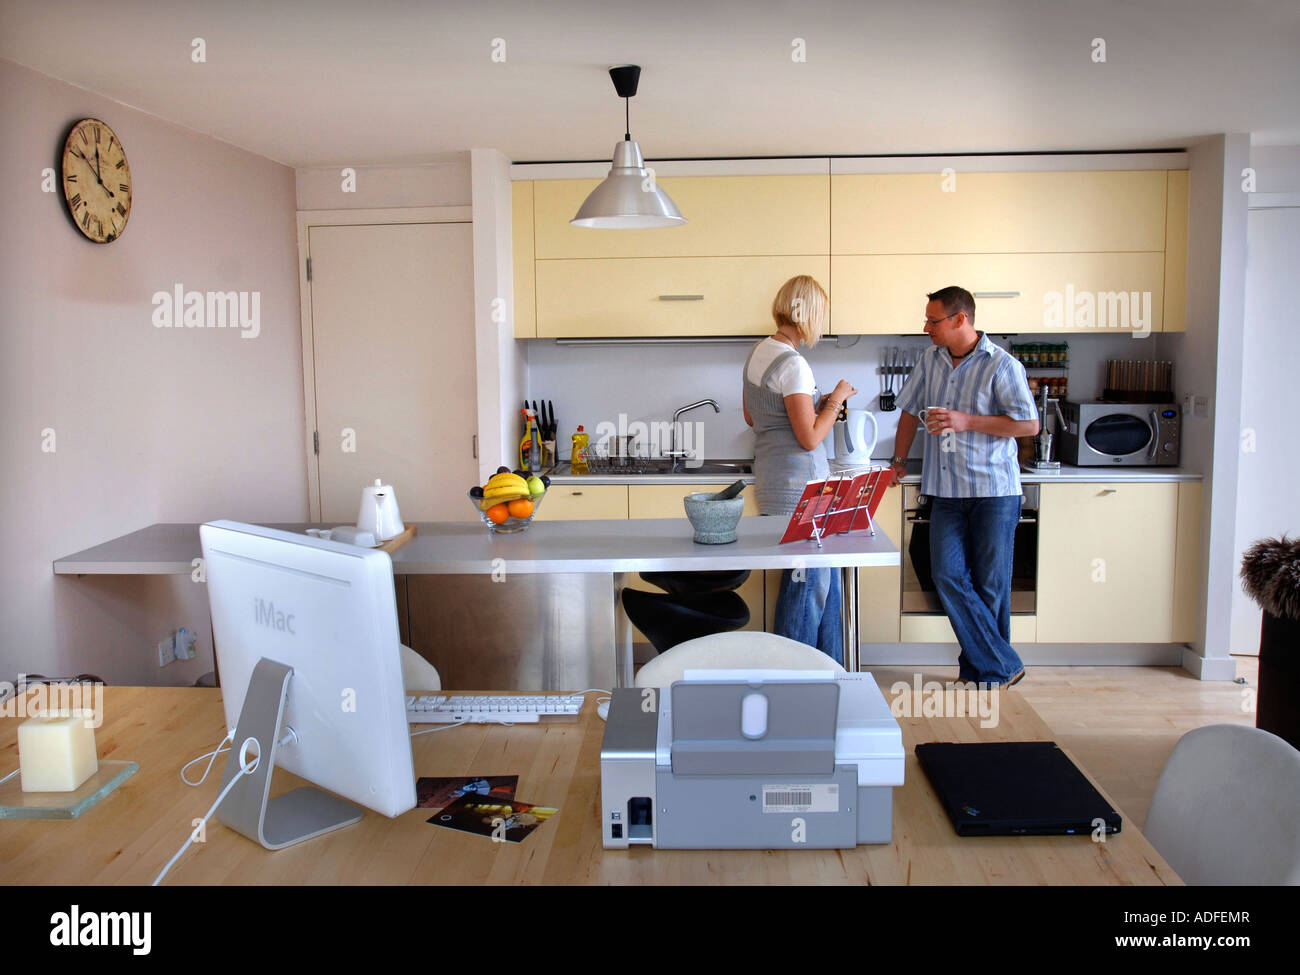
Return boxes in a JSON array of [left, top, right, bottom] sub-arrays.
[[916, 741, 1122, 837]]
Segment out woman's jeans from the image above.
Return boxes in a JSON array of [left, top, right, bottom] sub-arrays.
[[929, 495, 1025, 684], [774, 566, 843, 665]]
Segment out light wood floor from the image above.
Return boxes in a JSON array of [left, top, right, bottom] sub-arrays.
[[867, 657, 1259, 828]]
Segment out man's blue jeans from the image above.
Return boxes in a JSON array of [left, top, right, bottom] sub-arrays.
[[774, 567, 842, 665], [929, 495, 1025, 684]]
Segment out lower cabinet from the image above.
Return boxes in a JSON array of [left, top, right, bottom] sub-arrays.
[[1036, 481, 1198, 643], [534, 484, 629, 520], [858, 486, 904, 643]]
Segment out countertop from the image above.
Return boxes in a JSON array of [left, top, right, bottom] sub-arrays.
[[546, 459, 1203, 486], [52, 518, 899, 576]]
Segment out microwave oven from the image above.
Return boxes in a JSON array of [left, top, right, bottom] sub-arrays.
[[1058, 401, 1181, 467]]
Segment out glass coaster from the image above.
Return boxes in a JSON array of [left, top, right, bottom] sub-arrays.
[[0, 760, 139, 819]]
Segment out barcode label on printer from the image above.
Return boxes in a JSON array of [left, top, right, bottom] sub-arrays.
[[762, 784, 838, 814]]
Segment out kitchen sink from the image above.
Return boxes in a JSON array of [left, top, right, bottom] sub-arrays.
[[663, 459, 753, 476]]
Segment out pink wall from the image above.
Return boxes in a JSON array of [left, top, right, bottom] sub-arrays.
[[0, 59, 307, 685]]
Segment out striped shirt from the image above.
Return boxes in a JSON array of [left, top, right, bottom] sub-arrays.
[[895, 332, 1038, 498]]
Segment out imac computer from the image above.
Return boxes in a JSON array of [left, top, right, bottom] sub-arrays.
[[200, 519, 416, 849]]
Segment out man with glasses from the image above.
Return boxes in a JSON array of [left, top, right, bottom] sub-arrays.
[[889, 286, 1039, 687]]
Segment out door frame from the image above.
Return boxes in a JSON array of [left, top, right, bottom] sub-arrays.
[[295, 206, 473, 518]]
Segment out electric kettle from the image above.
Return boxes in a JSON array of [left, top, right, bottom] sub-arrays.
[[832, 409, 878, 465], [357, 478, 404, 542]]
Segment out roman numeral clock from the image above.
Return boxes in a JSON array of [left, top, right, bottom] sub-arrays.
[[61, 118, 132, 243]]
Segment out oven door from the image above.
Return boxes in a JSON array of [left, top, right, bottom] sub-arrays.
[[902, 485, 1038, 615]]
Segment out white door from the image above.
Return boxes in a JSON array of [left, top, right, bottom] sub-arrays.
[[308, 222, 478, 523]]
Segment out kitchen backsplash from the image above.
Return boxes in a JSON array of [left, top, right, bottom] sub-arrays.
[[525, 332, 1178, 463]]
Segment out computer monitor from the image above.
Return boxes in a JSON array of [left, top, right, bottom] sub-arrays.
[[200, 519, 415, 849]]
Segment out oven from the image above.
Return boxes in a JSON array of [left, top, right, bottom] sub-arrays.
[[1058, 401, 1181, 467], [901, 484, 1039, 616]]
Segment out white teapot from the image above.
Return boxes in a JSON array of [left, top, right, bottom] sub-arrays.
[[357, 479, 404, 542]]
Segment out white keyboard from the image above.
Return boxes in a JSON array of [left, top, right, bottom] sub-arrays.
[[406, 694, 585, 724]]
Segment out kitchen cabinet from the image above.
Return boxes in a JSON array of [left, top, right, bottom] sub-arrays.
[[900, 615, 1038, 644], [830, 251, 1167, 334], [534, 484, 629, 521], [627, 484, 764, 633], [1163, 170, 1189, 333], [1036, 482, 1189, 643], [1171, 481, 1203, 642], [831, 171, 1169, 255], [512, 181, 536, 338], [532, 175, 830, 259], [858, 485, 903, 643], [534, 256, 830, 338]]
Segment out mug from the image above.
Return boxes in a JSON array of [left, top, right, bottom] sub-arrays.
[[917, 406, 944, 431]]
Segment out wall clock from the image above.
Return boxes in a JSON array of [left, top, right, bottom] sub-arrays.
[[61, 118, 132, 243]]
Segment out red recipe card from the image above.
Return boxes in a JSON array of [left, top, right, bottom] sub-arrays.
[[779, 468, 894, 544]]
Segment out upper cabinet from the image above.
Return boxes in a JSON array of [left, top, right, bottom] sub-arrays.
[[532, 175, 830, 259], [830, 171, 1168, 254], [513, 166, 1190, 338]]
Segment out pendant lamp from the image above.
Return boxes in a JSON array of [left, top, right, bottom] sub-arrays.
[[571, 65, 686, 229]]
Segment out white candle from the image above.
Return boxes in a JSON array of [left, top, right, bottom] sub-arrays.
[[17, 712, 99, 793]]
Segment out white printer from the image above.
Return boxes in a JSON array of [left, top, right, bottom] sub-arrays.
[[600, 670, 904, 849]]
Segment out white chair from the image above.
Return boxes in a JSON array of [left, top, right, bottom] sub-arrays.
[[1143, 724, 1300, 885], [633, 631, 845, 688], [400, 644, 441, 692]]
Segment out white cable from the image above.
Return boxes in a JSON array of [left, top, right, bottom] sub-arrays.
[[153, 736, 261, 887], [181, 728, 235, 786], [0, 769, 19, 787], [410, 720, 470, 737]]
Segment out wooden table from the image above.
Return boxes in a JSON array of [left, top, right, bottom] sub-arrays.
[[0, 686, 1179, 885]]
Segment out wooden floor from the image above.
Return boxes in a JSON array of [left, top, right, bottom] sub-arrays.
[[868, 656, 1259, 828]]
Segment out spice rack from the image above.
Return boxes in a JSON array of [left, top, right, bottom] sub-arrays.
[[1011, 341, 1070, 400]]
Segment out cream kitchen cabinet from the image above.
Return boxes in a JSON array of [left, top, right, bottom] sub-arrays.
[[830, 251, 1167, 334], [532, 175, 830, 259], [831, 171, 1170, 255], [1036, 481, 1200, 643], [512, 181, 537, 338], [858, 484, 904, 643], [533, 484, 629, 521], [534, 256, 830, 338], [627, 484, 764, 633]]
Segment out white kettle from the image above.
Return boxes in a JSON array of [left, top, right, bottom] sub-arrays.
[[357, 479, 404, 542], [832, 410, 879, 465]]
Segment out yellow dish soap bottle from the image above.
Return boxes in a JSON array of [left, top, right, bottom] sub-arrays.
[[571, 425, 589, 474]]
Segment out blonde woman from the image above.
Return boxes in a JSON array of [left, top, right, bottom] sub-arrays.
[[742, 275, 857, 662]]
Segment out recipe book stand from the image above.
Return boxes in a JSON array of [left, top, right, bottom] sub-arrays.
[[780, 465, 893, 548]]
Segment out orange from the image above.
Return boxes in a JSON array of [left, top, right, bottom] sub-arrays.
[[486, 504, 510, 524], [507, 498, 534, 519]]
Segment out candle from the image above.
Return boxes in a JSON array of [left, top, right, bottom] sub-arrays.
[[17, 713, 98, 793]]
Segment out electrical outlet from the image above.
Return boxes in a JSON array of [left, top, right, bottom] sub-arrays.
[[175, 627, 197, 660], [157, 632, 176, 667]]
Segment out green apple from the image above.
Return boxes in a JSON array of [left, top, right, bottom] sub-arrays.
[[526, 476, 545, 496]]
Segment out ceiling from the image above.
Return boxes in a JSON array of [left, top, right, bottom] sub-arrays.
[[3, 0, 1297, 168]]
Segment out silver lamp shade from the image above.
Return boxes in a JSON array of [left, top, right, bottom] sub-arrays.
[[570, 139, 687, 229]]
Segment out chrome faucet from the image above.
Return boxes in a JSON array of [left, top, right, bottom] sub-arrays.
[[668, 398, 720, 467]]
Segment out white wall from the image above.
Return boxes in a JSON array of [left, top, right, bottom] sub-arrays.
[[0, 58, 306, 685], [295, 156, 470, 210], [1230, 144, 1300, 653]]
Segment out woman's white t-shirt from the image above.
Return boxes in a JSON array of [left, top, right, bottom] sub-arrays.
[[745, 337, 817, 397]]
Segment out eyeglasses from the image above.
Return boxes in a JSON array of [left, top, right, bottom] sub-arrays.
[[923, 313, 958, 328]]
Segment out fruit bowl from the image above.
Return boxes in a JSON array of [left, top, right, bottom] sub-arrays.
[[469, 489, 545, 534]]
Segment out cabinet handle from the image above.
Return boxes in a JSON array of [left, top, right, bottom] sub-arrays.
[[1100, 488, 1117, 495], [570, 491, 583, 496], [972, 291, 1021, 299], [658, 294, 704, 301]]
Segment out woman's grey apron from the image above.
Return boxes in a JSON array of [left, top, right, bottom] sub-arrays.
[[743, 340, 829, 516]]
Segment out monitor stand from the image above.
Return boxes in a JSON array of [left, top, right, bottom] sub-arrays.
[[215, 657, 363, 850]]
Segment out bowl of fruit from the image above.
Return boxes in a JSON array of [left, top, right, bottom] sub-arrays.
[[469, 467, 549, 534]]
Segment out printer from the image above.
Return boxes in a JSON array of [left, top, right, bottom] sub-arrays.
[[600, 670, 904, 849]]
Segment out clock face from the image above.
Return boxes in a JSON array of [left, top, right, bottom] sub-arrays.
[[61, 118, 132, 243]]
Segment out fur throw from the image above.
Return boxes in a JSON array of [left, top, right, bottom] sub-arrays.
[[1241, 536, 1300, 621]]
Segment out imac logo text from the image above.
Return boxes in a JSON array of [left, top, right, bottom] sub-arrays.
[[253, 597, 295, 635]]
